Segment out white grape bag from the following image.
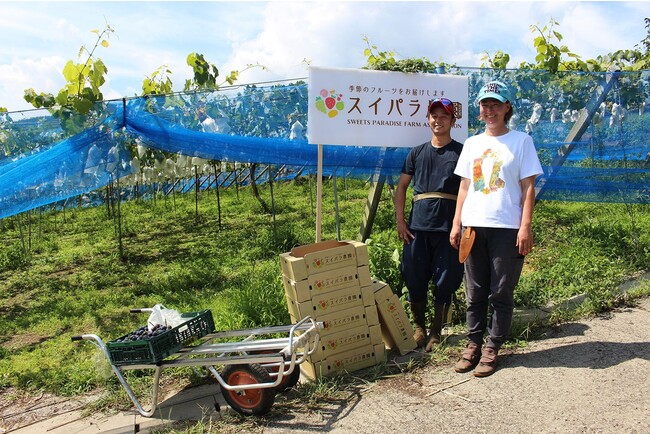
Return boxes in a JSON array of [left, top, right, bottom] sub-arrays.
[[147, 304, 184, 331]]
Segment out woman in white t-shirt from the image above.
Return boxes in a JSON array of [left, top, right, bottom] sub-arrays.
[[450, 80, 543, 377]]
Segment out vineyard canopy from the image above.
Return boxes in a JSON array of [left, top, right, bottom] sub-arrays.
[[1, 67, 649, 220]]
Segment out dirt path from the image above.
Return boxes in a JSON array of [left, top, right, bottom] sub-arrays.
[[2, 297, 649, 433], [262, 297, 650, 434]]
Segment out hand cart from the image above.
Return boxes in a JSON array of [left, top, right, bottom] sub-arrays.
[[72, 308, 323, 416]]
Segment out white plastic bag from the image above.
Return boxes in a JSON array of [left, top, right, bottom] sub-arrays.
[[147, 304, 184, 331]]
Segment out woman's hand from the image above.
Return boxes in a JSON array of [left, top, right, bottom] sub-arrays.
[[517, 226, 533, 256], [449, 224, 462, 250]]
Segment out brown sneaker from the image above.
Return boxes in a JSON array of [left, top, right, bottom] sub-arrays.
[[473, 347, 498, 377], [454, 343, 481, 373]]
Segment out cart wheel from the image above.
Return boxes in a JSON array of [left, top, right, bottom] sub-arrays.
[[220, 364, 276, 416], [251, 350, 301, 393], [274, 363, 301, 393]]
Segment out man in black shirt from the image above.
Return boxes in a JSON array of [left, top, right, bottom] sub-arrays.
[[393, 98, 464, 352]]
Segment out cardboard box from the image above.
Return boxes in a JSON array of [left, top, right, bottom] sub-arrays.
[[301, 343, 379, 380], [309, 324, 372, 361], [279, 240, 359, 281], [285, 284, 365, 319], [374, 343, 387, 363], [285, 288, 299, 322], [372, 278, 394, 300], [315, 304, 369, 338], [368, 324, 382, 346], [365, 305, 380, 326], [377, 294, 417, 355], [373, 280, 417, 355], [282, 265, 372, 303], [346, 240, 370, 266], [361, 283, 374, 307]]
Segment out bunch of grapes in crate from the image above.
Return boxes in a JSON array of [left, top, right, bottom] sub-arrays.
[[114, 324, 173, 342]]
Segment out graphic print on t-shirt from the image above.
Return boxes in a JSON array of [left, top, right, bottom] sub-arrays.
[[472, 148, 505, 194]]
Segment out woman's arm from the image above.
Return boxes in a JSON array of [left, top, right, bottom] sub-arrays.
[[517, 175, 537, 255]]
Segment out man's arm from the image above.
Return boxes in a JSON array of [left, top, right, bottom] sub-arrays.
[[450, 177, 470, 249], [394, 173, 414, 243]]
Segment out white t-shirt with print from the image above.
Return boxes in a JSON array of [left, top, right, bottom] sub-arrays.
[[454, 130, 543, 229]]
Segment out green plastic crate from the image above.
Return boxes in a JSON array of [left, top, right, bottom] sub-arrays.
[[106, 309, 215, 366]]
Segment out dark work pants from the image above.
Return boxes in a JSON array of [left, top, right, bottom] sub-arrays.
[[401, 230, 464, 305], [464, 227, 524, 351]]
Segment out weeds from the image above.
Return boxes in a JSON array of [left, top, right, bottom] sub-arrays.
[[0, 179, 648, 409], [0, 242, 31, 272]]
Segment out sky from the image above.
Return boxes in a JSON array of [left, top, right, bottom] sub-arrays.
[[0, 1, 647, 113]]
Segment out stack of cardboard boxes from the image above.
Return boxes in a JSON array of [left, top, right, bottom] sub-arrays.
[[280, 240, 416, 379]]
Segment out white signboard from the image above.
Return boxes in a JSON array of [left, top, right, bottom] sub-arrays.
[[308, 66, 468, 147]]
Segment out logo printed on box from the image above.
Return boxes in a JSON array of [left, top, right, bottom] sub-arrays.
[[307, 305, 368, 338], [310, 251, 354, 270], [324, 313, 363, 332], [310, 324, 372, 360], [284, 265, 363, 303], [386, 298, 409, 340], [281, 240, 363, 281], [324, 331, 368, 352], [332, 349, 375, 368], [314, 273, 356, 290], [285, 285, 366, 319], [302, 343, 379, 379], [316, 293, 363, 312], [375, 287, 417, 355]]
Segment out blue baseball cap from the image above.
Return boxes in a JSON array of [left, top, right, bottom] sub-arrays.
[[476, 81, 512, 105]]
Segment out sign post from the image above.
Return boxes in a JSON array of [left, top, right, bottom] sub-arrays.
[[316, 143, 323, 242]]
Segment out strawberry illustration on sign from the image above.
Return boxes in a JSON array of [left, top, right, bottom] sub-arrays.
[[315, 88, 344, 118]]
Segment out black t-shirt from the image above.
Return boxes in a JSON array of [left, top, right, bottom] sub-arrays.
[[401, 139, 463, 232]]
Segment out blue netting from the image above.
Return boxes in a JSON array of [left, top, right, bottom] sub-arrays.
[[1, 68, 649, 219]]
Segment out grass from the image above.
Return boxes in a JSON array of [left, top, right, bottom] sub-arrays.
[[519, 201, 650, 310], [1, 174, 649, 423]]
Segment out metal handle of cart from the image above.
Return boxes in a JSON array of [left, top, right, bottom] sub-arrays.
[[72, 315, 323, 417], [72, 332, 161, 417]]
